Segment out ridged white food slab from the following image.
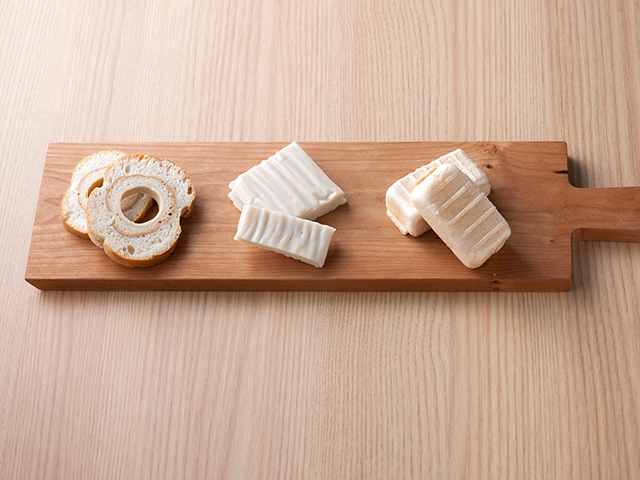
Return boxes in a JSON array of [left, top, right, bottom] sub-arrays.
[[228, 141, 346, 221], [234, 204, 336, 268], [410, 163, 510, 268]]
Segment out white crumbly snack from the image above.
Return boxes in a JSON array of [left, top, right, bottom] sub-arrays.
[[61, 150, 154, 238], [410, 163, 510, 269], [234, 204, 335, 268], [228, 141, 346, 220], [86, 154, 196, 268], [385, 149, 490, 236]]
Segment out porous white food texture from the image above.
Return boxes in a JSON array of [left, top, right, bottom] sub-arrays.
[[410, 163, 511, 269]]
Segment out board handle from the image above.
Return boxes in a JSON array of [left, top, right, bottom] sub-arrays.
[[567, 186, 640, 243]]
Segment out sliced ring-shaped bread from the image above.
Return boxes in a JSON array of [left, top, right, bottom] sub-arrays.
[[61, 150, 154, 238], [86, 154, 196, 268]]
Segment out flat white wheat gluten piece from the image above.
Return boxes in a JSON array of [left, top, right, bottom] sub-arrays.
[[234, 204, 335, 268], [410, 163, 510, 269], [386, 149, 490, 236], [228, 141, 346, 220]]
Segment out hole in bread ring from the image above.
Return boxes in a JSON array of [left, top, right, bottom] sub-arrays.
[[78, 167, 149, 218], [106, 175, 176, 237]]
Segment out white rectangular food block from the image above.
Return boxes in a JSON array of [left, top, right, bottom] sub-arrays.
[[234, 204, 336, 268], [385, 163, 438, 236], [410, 163, 510, 269], [385, 149, 491, 236], [228, 141, 346, 221]]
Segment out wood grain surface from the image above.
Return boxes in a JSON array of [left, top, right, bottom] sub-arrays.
[[2, 0, 640, 478]]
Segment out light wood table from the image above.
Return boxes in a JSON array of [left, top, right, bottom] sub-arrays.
[[2, 1, 639, 478]]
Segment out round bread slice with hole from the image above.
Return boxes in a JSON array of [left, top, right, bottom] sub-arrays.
[[86, 154, 196, 268], [61, 150, 154, 238]]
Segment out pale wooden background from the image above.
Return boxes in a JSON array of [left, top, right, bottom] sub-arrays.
[[2, 0, 640, 478]]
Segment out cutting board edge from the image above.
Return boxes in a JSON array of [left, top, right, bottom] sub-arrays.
[[24, 275, 573, 292]]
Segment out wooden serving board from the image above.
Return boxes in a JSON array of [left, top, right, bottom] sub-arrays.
[[25, 142, 640, 291]]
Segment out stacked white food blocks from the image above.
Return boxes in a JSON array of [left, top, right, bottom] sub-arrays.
[[386, 149, 510, 268], [230, 142, 346, 268]]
